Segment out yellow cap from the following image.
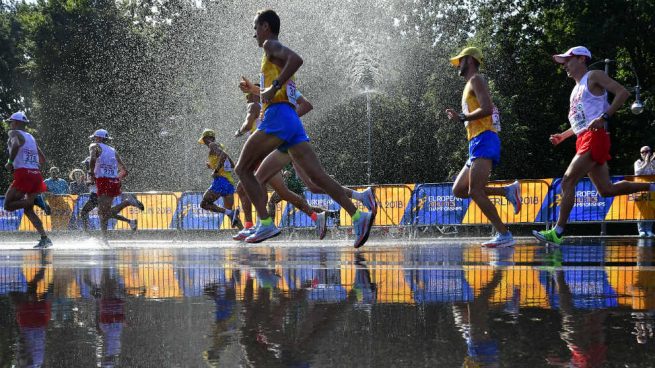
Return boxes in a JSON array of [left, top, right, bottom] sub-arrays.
[[449, 47, 483, 67], [198, 129, 215, 144]]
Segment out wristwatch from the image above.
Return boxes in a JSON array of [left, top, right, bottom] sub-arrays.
[[459, 112, 467, 123], [272, 79, 281, 90], [601, 112, 610, 121]]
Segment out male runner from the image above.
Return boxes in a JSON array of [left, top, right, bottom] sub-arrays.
[[445, 47, 521, 248], [235, 9, 375, 247], [198, 129, 242, 230], [533, 46, 654, 245], [88, 129, 138, 242], [3, 112, 53, 248], [79, 156, 143, 232]]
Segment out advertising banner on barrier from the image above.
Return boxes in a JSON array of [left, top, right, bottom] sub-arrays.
[[401, 184, 470, 225], [113, 193, 176, 230], [175, 192, 223, 230], [462, 180, 553, 225], [0, 197, 23, 231], [605, 175, 655, 221], [20, 195, 76, 232], [549, 177, 617, 223], [350, 185, 414, 226]]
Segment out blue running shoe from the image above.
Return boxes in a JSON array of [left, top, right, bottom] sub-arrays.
[[353, 211, 374, 248], [228, 208, 242, 229], [316, 212, 327, 239], [505, 181, 521, 215], [482, 231, 515, 248], [245, 222, 280, 243], [360, 187, 377, 214], [34, 237, 52, 249], [34, 194, 51, 215]]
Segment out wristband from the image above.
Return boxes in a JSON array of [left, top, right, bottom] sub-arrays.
[[601, 112, 610, 121], [459, 112, 467, 123]]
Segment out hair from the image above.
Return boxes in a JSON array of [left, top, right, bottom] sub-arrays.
[[256, 9, 280, 34], [69, 168, 84, 181]]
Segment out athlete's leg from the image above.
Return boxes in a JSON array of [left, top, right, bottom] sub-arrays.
[[22, 193, 47, 237], [268, 172, 313, 217], [288, 142, 358, 215], [3, 187, 34, 211], [267, 191, 281, 221], [588, 164, 650, 197], [97, 195, 113, 239], [234, 131, 283, 219], [452, 164, 506, 199], [468, 158, 507, 234], [256, 150, 292, 186], [200, 190, 226, 214], [80, 195, 97, 231], [556, 152, 598, 229], [236, 183, 253, 227]]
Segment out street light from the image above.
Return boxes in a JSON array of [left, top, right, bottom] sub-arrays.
[[359, 87, 379, 184], [590, 59, 644, 115]]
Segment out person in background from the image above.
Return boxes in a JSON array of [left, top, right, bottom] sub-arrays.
[[635, 146, 655, 237], [44, 167, 69, 194], [68, 168, 87, 195]]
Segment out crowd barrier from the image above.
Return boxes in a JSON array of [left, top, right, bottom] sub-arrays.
[[1, 175, 655, 232]]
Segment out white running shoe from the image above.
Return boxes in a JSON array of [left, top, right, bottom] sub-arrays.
[[482, 231, 515, 248], [353, 211, 374, 248], [245, 223, 280, 243], [360, 187, 377, 214], [505, 181, 521, 215], [233, 226, 256, 241]]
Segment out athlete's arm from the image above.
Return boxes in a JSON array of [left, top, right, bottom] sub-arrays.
[[210, 143, 229, 178], [464, 75, 494, 121], [88, 144, 100, 179], [260, 40, 303, 103], [236, 102, 261, 137], [296, 95, 313, 118], [37, 147, 46, 165], [115, 153, 128, 179], [5, 131, 22, 171], [587, 70, 630, 131], [549, 128, 574, 146]]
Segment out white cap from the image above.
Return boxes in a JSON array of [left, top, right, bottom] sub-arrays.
[[553, 46, 591, 64], [89, 129, 112, 140], [8, 111, 29, 123]]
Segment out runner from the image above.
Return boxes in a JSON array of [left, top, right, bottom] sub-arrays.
[[236, 11, 375, 247], [88, 129, 140, 242], [198, 129, 243, 230], [3, 112, 53, 248], [79, 156, 143, 232], [533, 46, 653, 245], [445, 47, 521, 248]]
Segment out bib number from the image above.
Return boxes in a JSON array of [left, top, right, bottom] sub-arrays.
[[286, 80, 297, 106]]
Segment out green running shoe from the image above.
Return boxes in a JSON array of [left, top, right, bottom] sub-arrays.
[[532, 228, 562, 246]]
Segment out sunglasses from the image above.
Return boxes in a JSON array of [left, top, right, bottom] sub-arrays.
[[641, 150, 651, 153]]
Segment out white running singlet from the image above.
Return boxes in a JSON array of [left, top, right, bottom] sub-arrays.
[[9, 131, 39, 169], [568, 72, 610, 135], [94, 143, 119, 179]]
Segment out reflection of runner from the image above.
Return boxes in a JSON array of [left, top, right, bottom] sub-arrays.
[[79, 156, 143, 232], [446, 47, 520, 248], [235, 9, 375, 246], [534, 46, 654, 246], [96, 268, 126, 368], [199, 129, 243, 230], [4, 112, 53, 248]]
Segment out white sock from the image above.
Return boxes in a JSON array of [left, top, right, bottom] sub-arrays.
[[554, 225, 565, 236]]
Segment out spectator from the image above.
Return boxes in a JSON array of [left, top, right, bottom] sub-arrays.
[[635, 146, 655, 237], [69, 168, 86, 195], [44, 167, 69, 194]]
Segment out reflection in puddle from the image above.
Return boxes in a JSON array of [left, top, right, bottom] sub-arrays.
[[2, 241, 655, 366]]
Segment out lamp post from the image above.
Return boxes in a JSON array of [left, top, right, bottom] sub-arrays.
[[590, 59, 644, 115], [359, 87, 378, 184]]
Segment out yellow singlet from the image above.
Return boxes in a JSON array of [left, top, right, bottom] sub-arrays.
[[462, 81, 499, 141], [260, 54, 297, 112], [208, 144, 235, 185]]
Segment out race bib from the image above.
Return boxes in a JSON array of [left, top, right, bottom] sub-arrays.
[[22, 149, 38, 165], [100, 164, 116, 177], [491, 105, 501, 132], [286, 80, 298, 106]]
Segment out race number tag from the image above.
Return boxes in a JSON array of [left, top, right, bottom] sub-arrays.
[[286, 80, 298, 106], [100, 164, 116, 177], [568, 86, 587, 134], [492, 105, 501, 132], [22, 149, 38, 165]]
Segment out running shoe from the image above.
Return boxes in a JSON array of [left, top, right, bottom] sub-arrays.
[[245, 223, 280, 243], [482, 231, 515, 248], [34, 237, 52, 249], [639, 231, 648, 238], [316, 212, 327, 240], [228, 208, 242, 229], [233, 226, 255, 241], [127, 194, 145, 211], [532, 229, 562, 246], [34, 194, 51, 215], [353, 211, 374, 249], [360, 187, 378, 214], [648, 231, 655, 238], [129, 219, 138, 231], [505, 180, 521, 215]]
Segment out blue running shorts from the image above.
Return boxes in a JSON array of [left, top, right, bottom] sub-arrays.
[[466, 130, 501, 168], [209, 177, 235, 196], [258, 103, 310, 151]]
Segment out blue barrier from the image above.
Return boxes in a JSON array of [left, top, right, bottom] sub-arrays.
[[401, 183, 471, 226]]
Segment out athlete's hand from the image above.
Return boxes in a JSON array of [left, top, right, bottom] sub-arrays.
[[235, 129, 244, 137], [260, 85, 277, 104], [206, 162, 212, 169], [549, 133, 566, 146], [239, 76, 257, 94], [588, 116, 605, 132], [445, 108, 459, 121], [4, 162, 13, 172]]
